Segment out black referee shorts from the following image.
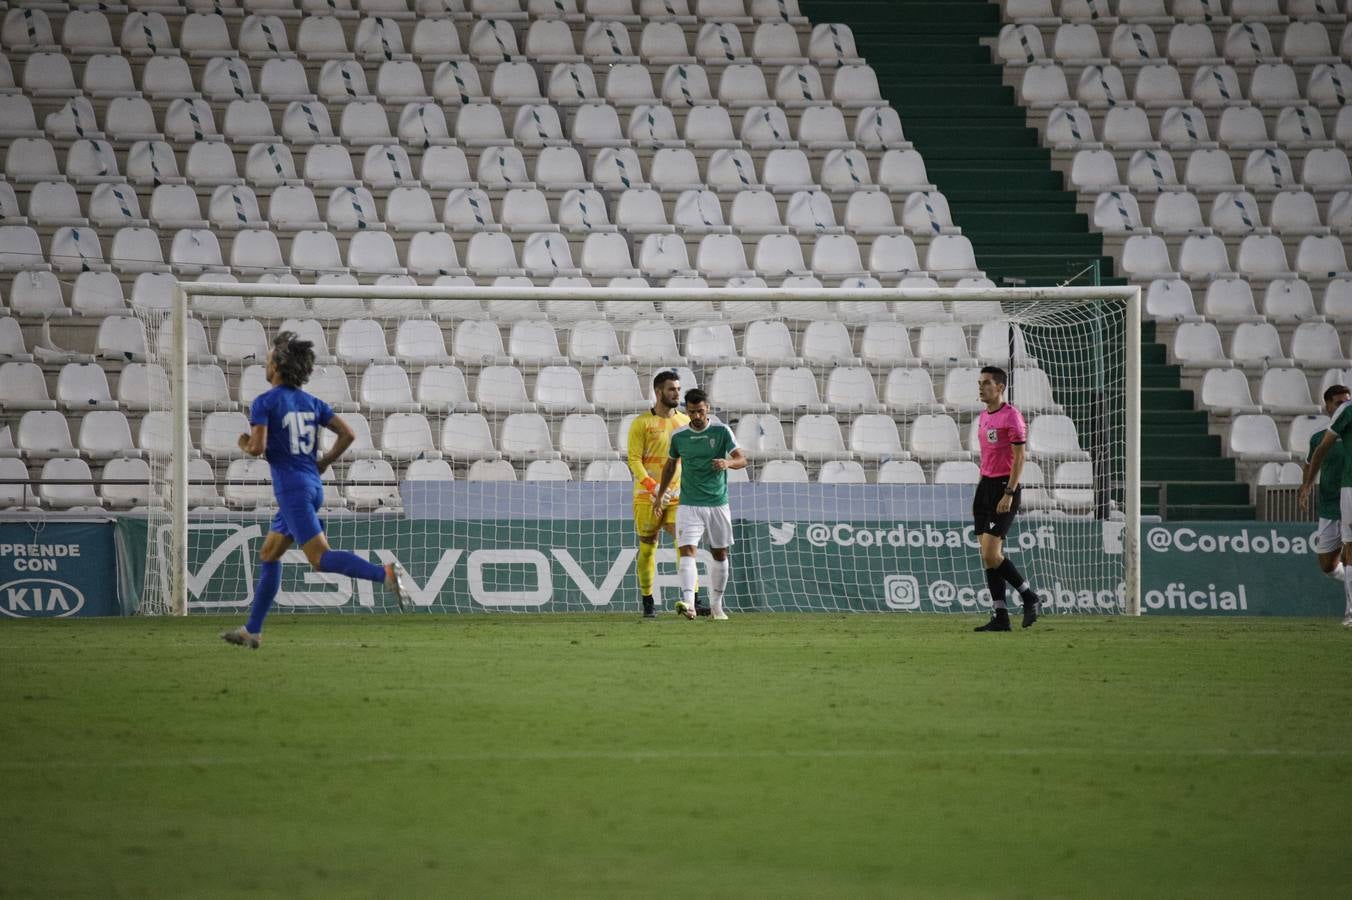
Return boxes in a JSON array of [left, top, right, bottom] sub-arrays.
[[973, 475, 1021, 538]]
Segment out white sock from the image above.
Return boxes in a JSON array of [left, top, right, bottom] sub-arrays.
[[1327, 561, 1345, 582], [708, 558, 728, 615], [1344, 564, 1352, 619], [678, 556, 697, 606]]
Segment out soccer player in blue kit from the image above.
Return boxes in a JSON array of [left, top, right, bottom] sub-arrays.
[[222, 332, 410, 648]]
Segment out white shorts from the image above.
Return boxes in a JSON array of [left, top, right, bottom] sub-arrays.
[[1314, 518, 1343, 554], [676, 503, 733, 550], [1342, 488, 1352, 544]]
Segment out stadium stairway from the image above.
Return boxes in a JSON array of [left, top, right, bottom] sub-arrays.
[[802, 0, 1255, 520]]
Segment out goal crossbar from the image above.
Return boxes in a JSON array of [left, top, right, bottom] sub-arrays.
[[165, 283, 1142, 617]]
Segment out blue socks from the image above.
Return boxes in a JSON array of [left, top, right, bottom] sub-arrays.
[[319, 550, 387, 583], [244, 553, 385, 634], [245, 561, 281, 634]]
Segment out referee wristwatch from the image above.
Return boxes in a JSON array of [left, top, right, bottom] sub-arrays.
[[1003, 487, 1017, 496]]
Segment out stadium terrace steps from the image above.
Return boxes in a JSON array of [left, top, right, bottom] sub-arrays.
[[802, 0, 1255, 519]]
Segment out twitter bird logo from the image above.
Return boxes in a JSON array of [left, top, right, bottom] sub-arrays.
[[768, 523, 795, 546]]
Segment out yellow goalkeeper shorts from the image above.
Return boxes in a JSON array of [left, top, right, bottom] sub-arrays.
[[634, 498, 677, 536]]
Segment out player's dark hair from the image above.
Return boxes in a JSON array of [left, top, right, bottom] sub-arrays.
[[653, 370, 680, 390], [980, 365, 1008, 387], [1323, 384, 1350, 403], [272, 331, 315, 388], [684, 388, 709, 408]]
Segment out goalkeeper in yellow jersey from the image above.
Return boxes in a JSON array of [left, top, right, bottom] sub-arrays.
[[628, 371, 703, 618]]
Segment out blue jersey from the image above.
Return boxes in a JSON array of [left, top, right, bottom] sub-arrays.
[[249, 385, 334, 494]]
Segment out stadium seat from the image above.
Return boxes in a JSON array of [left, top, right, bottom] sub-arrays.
[[114, 363, 167, 413], [521, 459, 569, 481], [535, 367, 592, 413], [95, 316, 149, 362], [877, 459, 926, 484], [816, 460, 865, 484], [1229, 322, 1293, 369], [505, 321, 564, 366], [336, 319, 394, 365], [436, 412, 500, 462], [732, 414, 790, 461], [199, 411, 250, 461], [1296, 236, 1350, 279], [1216, 191, 1265, 235], [338, 457, 398, 511], [409, 367, 471, 415], [38, 457, 102, 509], [1228, 414, 1297, 462], [70, 271, 128, 318], [706, 366, 768, 413], [826, 367, 884, 413], [1268, 192, 1323, 236], [390, 321, 451, 365], [185, 362, 232, 413], [380, 413, 440, 462], [211, 318, 267, 366], [916, 324, 976, 367], [220, 458, 271, 510], [1223, 227, 1284, 279], [521, 233, 582, 278], [0, 455, 37, 507], [757, 459, 808, 483], [1259, 368, 1316, 415], [1201, 279, 1260, 324], [1200, 369, 1261, 417], [883, 368, 941, 414], [462, 457, 515, 481], [908, 414, 970, 462], [0, 362, 56, 411], [1292, 323, 1352, 369], [476, 366, 536, 414], [577, 459, 627, 482], [1323, 282, 1352, 324], [1010, 368, 1061, 414], [500, 413, 561, 461], [588, 366, 646, 413], [359, 365, 418, 414], [56, 363, 116, 412], [1027, 415, 1090, 462], [27, 181, 83, 229], [1254, 461, 1303, 488], [791, 414, 852, 461], [848, 414, 907, 461], [465, 232, 525, 277], [1243, 148, 1296, 192], [1258, 280, 1317, 326], [0, 319, 31, 362], [761, 366, 822, 414], [300, 365, 354, 413], [559, 413, 618, 462], [934, 460, 981, 485]]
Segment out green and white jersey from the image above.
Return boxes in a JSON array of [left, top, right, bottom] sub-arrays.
[[1307, 428, 1346, 520], [668, 420, 739, 507], [1331, 400, 1352, 489]]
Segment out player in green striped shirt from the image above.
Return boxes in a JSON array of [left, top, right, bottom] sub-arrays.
[[1300, 384, 1352, 626], [652, 389, 747, 621]]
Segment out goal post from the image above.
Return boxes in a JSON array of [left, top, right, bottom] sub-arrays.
[[142, 283, 1140, 618]]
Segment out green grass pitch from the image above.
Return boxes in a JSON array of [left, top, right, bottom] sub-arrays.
[[2, 614, 1350, 899]]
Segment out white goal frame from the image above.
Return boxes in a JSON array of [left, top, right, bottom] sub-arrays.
[[166, 283, 1141, 617]]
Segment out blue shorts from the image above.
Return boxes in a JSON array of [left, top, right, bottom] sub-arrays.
[[270, 482, 325, 546]]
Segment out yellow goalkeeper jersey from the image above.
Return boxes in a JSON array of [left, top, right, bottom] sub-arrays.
[[627, 408, 690, 502]]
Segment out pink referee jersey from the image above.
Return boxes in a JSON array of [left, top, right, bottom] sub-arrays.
[[978, 403, 1027, 478]]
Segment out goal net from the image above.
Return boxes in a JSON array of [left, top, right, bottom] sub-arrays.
[[130, 284, 1139, 617]]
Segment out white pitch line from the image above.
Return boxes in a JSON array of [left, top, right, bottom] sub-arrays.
[[2, 746, 1349, 772]]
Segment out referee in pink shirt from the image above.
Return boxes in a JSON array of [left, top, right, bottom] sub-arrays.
[[972, 366, 1042, 631]]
